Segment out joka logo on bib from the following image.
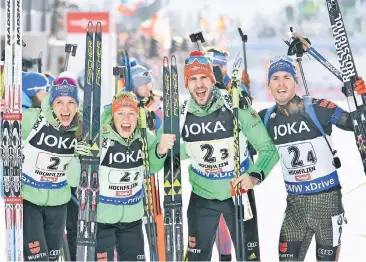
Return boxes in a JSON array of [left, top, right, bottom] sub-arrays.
[[183, 121, 226, 138], [108, 150, 142, 165], [273, 121, 310, 140], [36, 133, 77, 150]]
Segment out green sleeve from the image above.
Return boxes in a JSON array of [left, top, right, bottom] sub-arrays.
[[238, 106, 279, 177], [147, 127, 167, 173], [66, 157, 81, 187], [180, 142, 189, 160], [22, 108, 41, 141]]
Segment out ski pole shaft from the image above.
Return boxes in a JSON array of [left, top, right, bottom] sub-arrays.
[[37, 52, 43, 73], [238, 28, 248, 84], [112, 66, 123, 95], [121, 50, 132, 91], [297, 59, 310, 95]]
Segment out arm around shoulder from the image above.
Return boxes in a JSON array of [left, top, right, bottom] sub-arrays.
[[238, 106, 279, 180]]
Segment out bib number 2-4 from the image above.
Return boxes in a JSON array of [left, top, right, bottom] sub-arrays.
[[279, 142, 317, 169]]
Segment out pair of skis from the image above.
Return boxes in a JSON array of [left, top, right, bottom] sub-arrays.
[[75, 21, 102, 262], [325, 0, 366, 172], [1, 0, 23, 261], [163, 56, 184, 261]]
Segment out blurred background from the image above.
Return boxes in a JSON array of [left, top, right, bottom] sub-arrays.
[[1, 0, 366, 102]]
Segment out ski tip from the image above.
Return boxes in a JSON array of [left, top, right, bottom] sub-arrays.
[[87, 21, 94, 31], [171, 55, 177, 65], [96, 22, 103, 32], [163, 56, 169, 66]]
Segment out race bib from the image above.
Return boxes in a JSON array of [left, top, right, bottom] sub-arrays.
[[99, 166, 144, 205], [35, 152, 73, 172], [108, 167, 143, 185], [278, 142, 317, 169], [188, 140, 231, 165]]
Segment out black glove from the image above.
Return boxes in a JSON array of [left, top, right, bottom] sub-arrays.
[[215, 81, 227, 90], [249, 171, 265, 184], [287, 37, 311, 57], [239, 90, 252, 109], [341, 85, 350, 97], [147, 110, 156, 131]]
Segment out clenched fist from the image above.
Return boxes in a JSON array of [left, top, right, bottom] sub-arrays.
[[157, 134, 176, 156], [231, 174, 259, 191]]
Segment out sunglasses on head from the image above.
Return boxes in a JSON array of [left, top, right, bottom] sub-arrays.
[[138, 70, 152, 77], [270, 56, 296, 66], [185, 56, 212, 65]]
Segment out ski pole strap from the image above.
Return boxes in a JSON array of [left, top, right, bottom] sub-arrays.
[[263, 104, 277, 128], [303, 96, 337, 156], [330, 107, 344, 125], [303, 96, 326, 137]]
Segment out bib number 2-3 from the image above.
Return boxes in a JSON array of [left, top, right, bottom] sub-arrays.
[[200, 144, 229, 163]]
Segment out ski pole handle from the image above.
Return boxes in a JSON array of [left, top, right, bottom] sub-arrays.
[[189, 32, 205, 51], [238, 28, 247, 43], [285, 32, 343, 81], [290, 30, 312, 51], [64, 44, 78, 71], [65, 44, 78, 56]]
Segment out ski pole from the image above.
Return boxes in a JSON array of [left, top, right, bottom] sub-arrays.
[[283, 32, 343, 81], [189, 32, 205, 51], [125, 50, 131, 90], [287, 27, 342, 169], [64, 44, 78, 71], [37, 52, 43, 73], [121, 50, 132, 91], [287, 27, 310, 95], [238, 28, 248, 84], [112, 66, 124, 95]]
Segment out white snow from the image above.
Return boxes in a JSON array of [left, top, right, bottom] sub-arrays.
[[1, 100, 366, 261]]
